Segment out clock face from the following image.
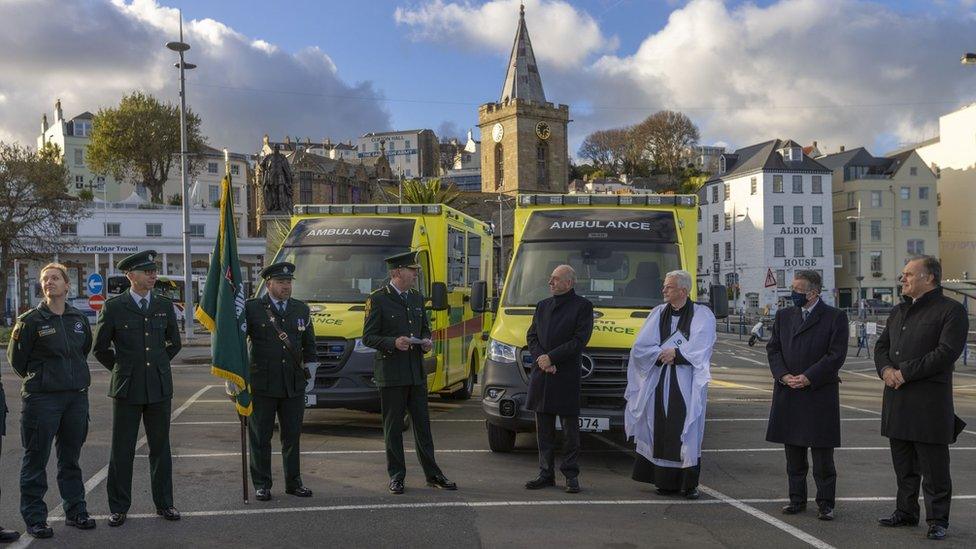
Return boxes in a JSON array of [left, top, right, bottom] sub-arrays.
[[536, 121, 551, 140], [491, 123, 504, 143]]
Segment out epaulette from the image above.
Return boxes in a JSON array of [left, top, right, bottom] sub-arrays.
[[105, 293, 126, 303], [153, 292, 173, 304], [17, 309, 36, 322]]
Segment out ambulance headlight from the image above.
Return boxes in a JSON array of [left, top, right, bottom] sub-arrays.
[[353, 338, 374, 353], [487, 339, 517, 364]]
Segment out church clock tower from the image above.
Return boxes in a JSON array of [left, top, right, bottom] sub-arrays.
[[478, 4, 569, 194]]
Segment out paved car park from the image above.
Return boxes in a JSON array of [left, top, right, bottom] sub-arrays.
[[1, 333, 974, 548]]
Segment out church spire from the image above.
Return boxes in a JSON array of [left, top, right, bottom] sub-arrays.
[[499, 3, 546, 104]]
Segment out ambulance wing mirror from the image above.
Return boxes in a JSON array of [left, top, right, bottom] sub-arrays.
[[709, 284, 729, 319], [470, 280, 488, 313], [429, 282, 449, 311]]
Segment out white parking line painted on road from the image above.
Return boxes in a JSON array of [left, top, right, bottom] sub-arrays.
[[590, 434, 835, 549], [172, 421, 241, 425], [724, 354, 767, 366], [11, 383, 218, 549], [140, 449, 622, 458], [701, 447, 976, 453], [705, 417, 878, 423]]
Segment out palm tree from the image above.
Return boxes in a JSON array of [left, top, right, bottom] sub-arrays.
[[386, 177, 460, 205]]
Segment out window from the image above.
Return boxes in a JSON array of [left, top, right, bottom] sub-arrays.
[[870, 220, 881, 241], [189, 224, 205, 237], [60, 223, 77, 235], [901, 210, 911, 227], [919, 186, 930, 200], [537, 142, 549, 187], [74, 120, 92, 137], [870, 251, 882, 272], [907, 239, 925, 255], [812, 206, 822, 225], [919, 210, 929, 227], [813, 238, 823, 257], [299, 171, 313, 204], [750, 177, 757, 195], [849, 221, 857, 241], [724, 183, 730, 201], [447, 227, 465, 288], [711, 186, 718, 203], [105, 223, 120, 237], [712, 214, 719, 232], [698, 256, 703, 270], [793, 206, 804, 225], [697, 207, 702, 221], [773, 205, 784, 224], [74, 148, 83, 166], [871, 190, 882, 208], [776, 269, 786, 288], [774, 238, 785, 257], [207, 162, 218, 174], [405, 140, 411, 149], [712, 243, 719, 262], [467, 233, 481, 284], [494, 143, 504, 190], [209, 185, 220, 204], [724, 242, 732, 261], [232, 187, 241, 205], [792, 175, 803, 193], [231, 164, 240, 176], [724, 213, 732, 230], [773, 175, 783, 193], [910, 166, 918, 176], [849, 251, 858, 275], [794, 238, 804, 257], [725, 272, 737, 287], [900, 186, 910, 200], [812, 175, 822, 194], [146, 223, 162, 238], [697, 232, 702, 245], [847, 192, 856, 209], [74, 175, 84, 189]]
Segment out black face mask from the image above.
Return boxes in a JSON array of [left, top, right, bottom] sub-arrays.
[[790, 291, 808, 308]]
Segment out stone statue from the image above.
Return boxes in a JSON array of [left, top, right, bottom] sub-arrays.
[[259, 144, 294, 214]]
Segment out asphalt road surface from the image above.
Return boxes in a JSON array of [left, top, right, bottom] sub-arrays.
[[1, 333, 974, 548]]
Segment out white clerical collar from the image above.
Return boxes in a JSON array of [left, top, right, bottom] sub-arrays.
[[129, 288, 151, 306]]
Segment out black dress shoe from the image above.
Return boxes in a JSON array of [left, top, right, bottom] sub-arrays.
[[108, 513, 127, 527], [782, 502, 807, 515], [926, 525, 947, 540], [524, 476, 555, 490], [817, 506, 834, 521], [157, 507, 181, 521], [878, 512, 918, 527], [389, 479, 405, 494], [565, 478, 581, 494], [286, 486, 313, 497], [683, 488, 700, 500], [255, 489, 272, 501], [426, 475, 457, 490], [26, 523, 53, 539], [66, 512, 96, 530], [0, 527, 21, 542]]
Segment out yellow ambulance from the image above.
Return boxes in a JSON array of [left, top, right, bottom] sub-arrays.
[[476, 194, 727, 451], [266, 203, 494, 412]]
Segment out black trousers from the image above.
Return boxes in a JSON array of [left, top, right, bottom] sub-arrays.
[[889, 438, 952, 527], [20, 391, 89, 525], [379, 385, 442, 481], [535, 413, 580, 480], [107, 398, 173, 513], [248, 394, 305, 491], [784, 444, 836, 508]]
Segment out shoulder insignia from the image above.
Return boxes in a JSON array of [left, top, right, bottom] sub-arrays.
[[364, 297, 372, 317], [11, 322, 22, 341], [17, 309, 34, 321]]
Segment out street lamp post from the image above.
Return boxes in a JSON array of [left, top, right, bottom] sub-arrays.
[[484, 194, 514, 293], [731, 205, 747, 339], [167, 12, 197, 337], [846, 199, 864, 319]]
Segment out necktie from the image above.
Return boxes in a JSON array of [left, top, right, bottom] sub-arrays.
[[278, 301, 286, 315], [140, 298, 148, 313], [802, 309, 809, 322]]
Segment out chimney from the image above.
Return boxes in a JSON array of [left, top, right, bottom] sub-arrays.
[[285, 135, 291, 145], [839, 145, 845, 152], [324, 137, 332, 147], [812, 140, 817, 148], [54, 99, 63, 121], [41, 113, 48, 133]]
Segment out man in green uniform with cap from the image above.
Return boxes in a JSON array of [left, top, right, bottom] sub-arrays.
[[362, 251, 456, 494], [245, 261, 317, 501], [92, 250, 182, 527]]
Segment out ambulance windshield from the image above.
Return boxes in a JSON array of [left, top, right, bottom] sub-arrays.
[[274, 245, 408, 303]]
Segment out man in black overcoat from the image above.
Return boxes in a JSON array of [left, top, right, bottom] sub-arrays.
[[875, 256, 968, 541], [766, 270, 848, 521], [524, 264, 594, 494]]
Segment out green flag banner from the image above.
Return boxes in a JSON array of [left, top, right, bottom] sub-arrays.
[[195, 173, 252, 416]]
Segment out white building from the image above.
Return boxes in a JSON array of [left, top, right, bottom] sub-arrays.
[[893, 104, 976, 280], [357, 129, 439, 179], [698, 139, 836, 312]]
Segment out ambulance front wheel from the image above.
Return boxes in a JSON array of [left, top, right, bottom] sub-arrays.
[[487, 422, 516, 453]]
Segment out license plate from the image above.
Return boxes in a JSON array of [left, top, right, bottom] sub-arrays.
[[304, 394, 317, 407], [556, 416, 610, 432]]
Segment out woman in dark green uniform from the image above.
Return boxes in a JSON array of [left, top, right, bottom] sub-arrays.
[[6, 263, 95, 539]]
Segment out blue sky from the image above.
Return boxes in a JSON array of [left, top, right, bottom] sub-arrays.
[[2, 0, 976, 158]]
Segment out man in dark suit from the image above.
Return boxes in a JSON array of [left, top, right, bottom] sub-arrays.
[[362, 251, 455, 495], [766, 270, 848, 521], [245, 262, 317, 501], [875, 256, 968, 541], [524, 264, 594, 494], [92, 250, 182, 527]]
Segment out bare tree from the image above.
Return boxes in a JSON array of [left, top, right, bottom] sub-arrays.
[[632, 110, 700, 190], [577, 128, 629, 174], [0, 142, 87, 313]]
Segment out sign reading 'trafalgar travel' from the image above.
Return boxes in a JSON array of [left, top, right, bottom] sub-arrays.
[[284, 218, 416, 247], [522, 209, 677, 242]]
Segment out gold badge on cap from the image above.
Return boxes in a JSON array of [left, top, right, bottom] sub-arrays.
[[148, 253, 155, 261], [283, 266, 290, 274]]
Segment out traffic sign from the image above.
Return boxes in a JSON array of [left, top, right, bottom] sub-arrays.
[[87, 273, 104, 295], [764, 268, 777, 288], [88, 294, 105, 312]]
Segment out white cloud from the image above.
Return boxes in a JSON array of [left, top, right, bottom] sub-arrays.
[[0, 0, 390, 154], [394, 0, 618, 69]]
